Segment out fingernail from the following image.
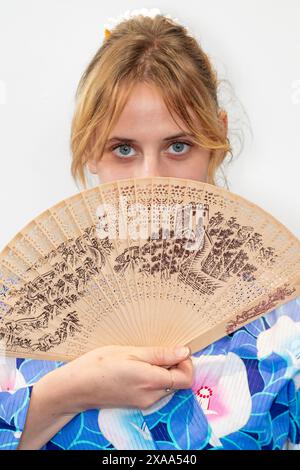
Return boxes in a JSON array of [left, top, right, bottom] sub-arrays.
[[174, 346, 189, 358]]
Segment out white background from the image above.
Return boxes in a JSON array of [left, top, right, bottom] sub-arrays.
[[0, 0, 299, 251]]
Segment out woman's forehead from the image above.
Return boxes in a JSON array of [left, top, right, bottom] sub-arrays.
[[109, 83, 190, 138]]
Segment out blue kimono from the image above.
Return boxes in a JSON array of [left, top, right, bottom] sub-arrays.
[[0, 296, 299, 450]]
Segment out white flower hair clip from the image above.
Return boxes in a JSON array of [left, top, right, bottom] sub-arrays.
[[103, 8, 180, 40]]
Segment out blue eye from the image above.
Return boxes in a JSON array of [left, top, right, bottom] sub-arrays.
[[168, 141, 191, 155], [112, 143, 137, 158]]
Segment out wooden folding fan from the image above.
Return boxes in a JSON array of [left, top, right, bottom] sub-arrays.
[[0, 176, 299, 362]]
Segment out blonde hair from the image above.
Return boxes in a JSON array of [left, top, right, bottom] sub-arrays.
[[70, 13, 233, 189]]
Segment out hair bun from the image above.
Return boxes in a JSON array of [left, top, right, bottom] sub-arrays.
[[102, 8, 181, 40]]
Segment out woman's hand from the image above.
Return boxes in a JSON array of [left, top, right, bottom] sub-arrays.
[[17, 344, 193, 449], [41, 344, 194, 414]]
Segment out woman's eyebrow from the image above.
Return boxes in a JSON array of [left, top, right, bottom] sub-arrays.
[[107, 132, 194, 143]]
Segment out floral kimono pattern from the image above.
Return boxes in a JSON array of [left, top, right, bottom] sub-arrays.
[[0, 296, 299, 450]]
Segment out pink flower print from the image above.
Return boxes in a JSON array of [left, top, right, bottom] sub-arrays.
[[191, 352, 252, 441], [0, 356, 26, 393]]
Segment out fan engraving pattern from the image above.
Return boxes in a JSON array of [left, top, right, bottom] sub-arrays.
[[0, 177, 299, 360], [226, 283, 296, 333]]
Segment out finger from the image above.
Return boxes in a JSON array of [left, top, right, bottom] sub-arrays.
[[151, 358, 194, 390], [161, 357, 192, 370], [169, 358, 194, 388], [148, 361, 194, 407], [127, 345, 190, 367]]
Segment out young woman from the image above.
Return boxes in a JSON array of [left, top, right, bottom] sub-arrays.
[[0, 11, 299, 451]]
